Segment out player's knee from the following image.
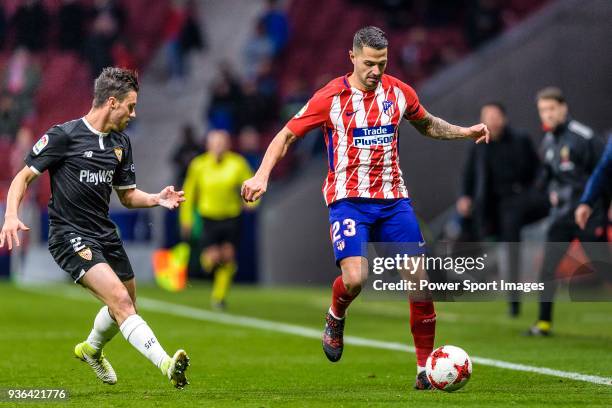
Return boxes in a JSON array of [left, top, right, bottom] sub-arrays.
[[108, 287, 135, 320], [220, 243, 235, 262], [342, 268, 365, 294]]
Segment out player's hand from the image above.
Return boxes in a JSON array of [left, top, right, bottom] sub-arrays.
[[575, 203, 592, 230], [0, 215, 30, 251], [456, 196, 473, 217], [465, 123, 490, 144], [241, 175, 267, 202], [157, 186, 185, 210]]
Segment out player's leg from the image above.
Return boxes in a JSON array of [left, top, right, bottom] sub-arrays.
[[527, 219, 573, 336], [376, 199, 435, 389], [211, 241, 237, 309], [323, 200, 372, 362], [110, 243, 190, 387], [81, 263, 188, 387], [210, 217, 240, 309]]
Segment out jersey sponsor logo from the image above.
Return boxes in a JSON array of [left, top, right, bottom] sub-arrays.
[[353, 125, 395, 148], [78, 247, 92, 261], [32, 134, 49, 155], [114, 147, 123, 162], [79, 169, 115, 185], [294, 102, 309, 119]]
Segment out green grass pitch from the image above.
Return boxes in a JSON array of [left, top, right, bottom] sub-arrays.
[[0, 281, 610, 407]]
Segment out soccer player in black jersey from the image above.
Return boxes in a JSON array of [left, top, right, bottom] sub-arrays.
[[0, 68, 190, 388]]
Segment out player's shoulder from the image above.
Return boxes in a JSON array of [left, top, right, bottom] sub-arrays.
[[112, 129, 131, 145], [47, 118, 82, 138], [312, 76, 350, 99], [567, 120, 594, 140]]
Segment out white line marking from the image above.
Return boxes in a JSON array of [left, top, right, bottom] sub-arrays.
[[20, 285, 612, 387]]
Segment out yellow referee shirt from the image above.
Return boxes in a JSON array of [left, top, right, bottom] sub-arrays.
[[180, 151, 254, 225]]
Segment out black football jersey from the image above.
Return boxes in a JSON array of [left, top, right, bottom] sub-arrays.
[[25, 118, 136, 242]]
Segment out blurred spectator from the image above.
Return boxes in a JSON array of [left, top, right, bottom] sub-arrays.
[[83, 11, 119, 77], [243, 20, 275, 81], [171, 124, 203, 187], [1, 48, 41, 121], [93, 0, 126, 35], [528, 87, 609, 336], [236, 79, 269, 131], [400, 27, 431, 81], [466, 0, 503, 48], [180, 0, 206, 57], [259, 0, 289, 55], [11, 0, 50, 52], [381, 0, 414, 29], [58, 0, 89, 52], [207, 64, 243, 132], [10, 126, 33, 177], [280, 78, 309, 123], [112, 40, 138, 71], [0, 93, 23, 140], [163, 1, 188, 84], [0, 6, 6, 48], [457, 102, 549, 316], [238, 127, 263, 170]]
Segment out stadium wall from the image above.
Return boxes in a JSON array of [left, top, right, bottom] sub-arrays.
[[260, 0, 612, 284]]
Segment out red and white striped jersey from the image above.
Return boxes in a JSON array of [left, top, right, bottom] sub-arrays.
[[286, 73, 426, 206]]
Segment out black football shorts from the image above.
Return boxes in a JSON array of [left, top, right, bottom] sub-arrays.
[[48, 232, 134, 283]]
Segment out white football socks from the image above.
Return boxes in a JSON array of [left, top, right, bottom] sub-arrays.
[[86, 306, 119, 352], [417, 365, 426, 374], [119, 314, 169, 373]]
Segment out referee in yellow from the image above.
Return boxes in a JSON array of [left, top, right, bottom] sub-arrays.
[[180, 129, 255, 309]]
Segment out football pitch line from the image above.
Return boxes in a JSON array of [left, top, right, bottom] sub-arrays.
[[21, 285, 612, 387]]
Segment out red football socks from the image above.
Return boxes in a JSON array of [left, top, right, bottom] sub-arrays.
[[330, 276, 359, 318], [410, 301, 436, 367]]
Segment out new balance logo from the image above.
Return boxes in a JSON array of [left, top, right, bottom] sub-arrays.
[[83, 151, 93, 158]]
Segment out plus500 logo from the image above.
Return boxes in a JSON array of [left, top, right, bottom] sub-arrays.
[[353, 125, 395, 147]]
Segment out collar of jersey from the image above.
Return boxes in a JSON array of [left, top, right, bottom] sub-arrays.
[[82, 117, 110, 137]]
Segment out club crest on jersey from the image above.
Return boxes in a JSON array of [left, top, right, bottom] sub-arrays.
[[353, 125, 395, 148], [382, 100, 395, 116], [32, 134, 49, 155], [78, 247, 92, 261], [114, 147, 123, 162]]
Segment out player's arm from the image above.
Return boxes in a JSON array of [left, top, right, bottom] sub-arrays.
[[0, 166, 38, 250], [115, 186, 185, 210], [409, 110, 490, 143], [241, 126, 297, 202]]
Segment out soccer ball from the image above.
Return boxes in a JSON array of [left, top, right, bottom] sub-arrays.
[[425, 345, 472, 392]]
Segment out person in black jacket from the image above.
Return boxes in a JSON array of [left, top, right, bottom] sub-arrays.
[[527, 87, 610, 336], [457, 102, 549, 316]]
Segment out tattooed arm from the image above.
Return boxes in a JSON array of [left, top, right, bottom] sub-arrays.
[[409, 110, 490, 144]]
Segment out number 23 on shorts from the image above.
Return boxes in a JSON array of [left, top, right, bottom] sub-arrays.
[[330, 218, 356, 242]]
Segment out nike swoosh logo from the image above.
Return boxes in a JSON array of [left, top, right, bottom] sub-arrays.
[[418, 241, 426, 247], [346, 111, 359, 117]]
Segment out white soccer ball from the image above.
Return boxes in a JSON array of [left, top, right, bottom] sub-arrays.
[[425, 345, 472, 392]]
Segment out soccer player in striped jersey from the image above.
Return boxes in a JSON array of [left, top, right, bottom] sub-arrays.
[[241, 26, 489, 390]]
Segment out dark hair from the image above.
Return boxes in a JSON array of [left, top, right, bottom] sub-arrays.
[[93, 67, 139, 107], [481, 101, 506, 115], [536, 86, 565, 104], [353, 26, 388, 51]]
